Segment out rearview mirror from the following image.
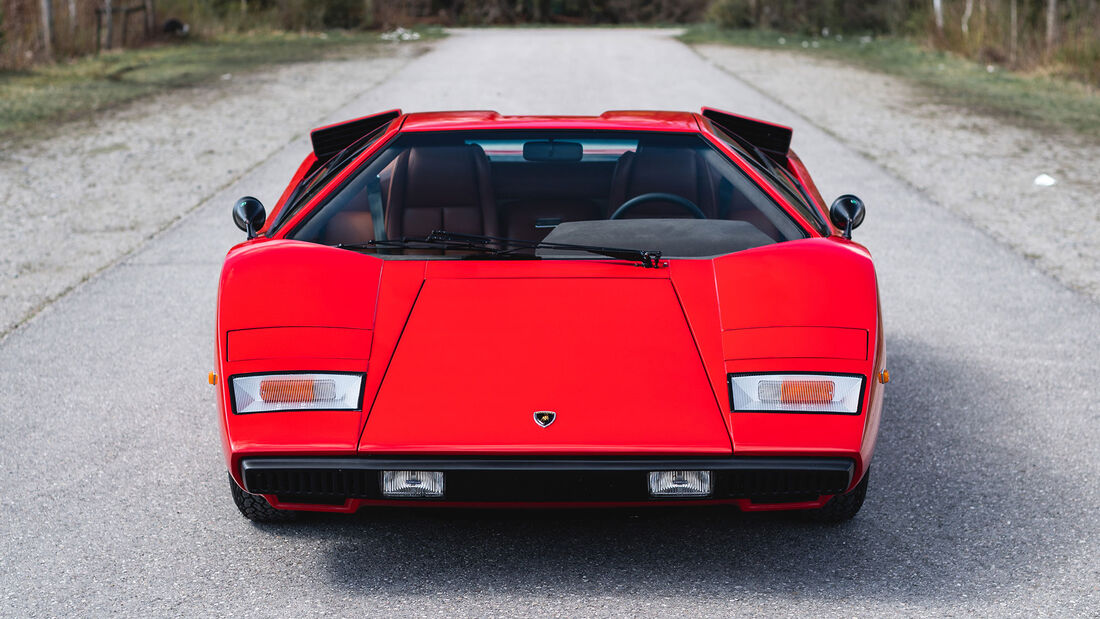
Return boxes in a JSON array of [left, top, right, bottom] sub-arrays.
[[233, 196, 266, 239], [829, 194, 865, 240], [523, 140, 583, 162]]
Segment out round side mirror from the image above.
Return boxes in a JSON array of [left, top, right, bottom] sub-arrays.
[[232, 196, 266, 239], [829, 194, 865, 239]]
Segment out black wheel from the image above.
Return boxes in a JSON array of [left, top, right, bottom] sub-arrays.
[[229, 472, 296, 523], [804, 468, 869, 523]]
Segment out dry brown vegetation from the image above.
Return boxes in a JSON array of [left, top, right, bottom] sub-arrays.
[[0, 0, 709, 69], [708, 0, 1100, 85], [2, 0, 1096, 85]]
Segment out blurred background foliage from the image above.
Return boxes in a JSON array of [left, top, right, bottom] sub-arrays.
[[1, 0, 1097, 85], [706, 0, 1099, 83]]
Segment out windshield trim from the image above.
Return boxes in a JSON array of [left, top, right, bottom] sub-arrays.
[[278, 128, 814, 245]]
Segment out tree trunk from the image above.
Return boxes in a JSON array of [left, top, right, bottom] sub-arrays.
[[932, 0, 944, 34], [1009, 0, 1018, 64], [104, 0, 113, 49], [1046, 0, 1057, 54], [143, 0, 155, 36], [961, 0, 974, 35], [363, 0, 374, 27], [40, 0, 54, 59], [68, 0, 77, 37]]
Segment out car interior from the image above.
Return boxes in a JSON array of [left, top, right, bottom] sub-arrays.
[[290, 131, 807, 257]]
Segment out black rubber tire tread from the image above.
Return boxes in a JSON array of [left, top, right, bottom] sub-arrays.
[[229, 472, 297, 523], [804, 468, 869, 523]]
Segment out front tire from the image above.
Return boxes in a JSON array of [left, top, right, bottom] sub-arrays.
[[229, 472, 297, 523], [805, 468, 869, 523]]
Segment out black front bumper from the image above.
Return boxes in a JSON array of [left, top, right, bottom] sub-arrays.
[[241, 457, 855, 504]]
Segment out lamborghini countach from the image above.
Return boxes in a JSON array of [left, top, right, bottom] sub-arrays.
[[215, 108, 886, 523]]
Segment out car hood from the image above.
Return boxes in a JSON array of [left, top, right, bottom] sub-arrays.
[[357, 273, 733, 454]]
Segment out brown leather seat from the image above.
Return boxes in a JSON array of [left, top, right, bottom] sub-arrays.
[[607, 148, 717, 219], [385, 145, 498, 239]]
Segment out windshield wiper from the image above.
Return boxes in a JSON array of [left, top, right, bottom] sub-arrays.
[[337, 231, 662, 268], [427, 231, 663, 268], [336, 236, 536, 258]]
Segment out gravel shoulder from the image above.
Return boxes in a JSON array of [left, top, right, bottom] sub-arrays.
[[0, 42, 427, 337], [695, 43, 1100, 303]]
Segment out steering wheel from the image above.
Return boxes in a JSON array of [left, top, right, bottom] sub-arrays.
[[610, 192, 706, 220]]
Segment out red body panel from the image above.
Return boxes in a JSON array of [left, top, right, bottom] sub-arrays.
[[219, 240, 381, 331], [721, 327, 866, 361], [216, 109, 886, 513], [227, 327, 371, 361], [359, 275, 731, 454], [399, 110, 701, 133]]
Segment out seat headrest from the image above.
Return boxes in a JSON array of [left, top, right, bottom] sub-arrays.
[[625, 147, 702, 200], [402, 145, 486, 208]]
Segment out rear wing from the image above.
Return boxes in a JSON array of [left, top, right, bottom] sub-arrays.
[[310, 109, 401, 161], [701, 107, 792, 159]]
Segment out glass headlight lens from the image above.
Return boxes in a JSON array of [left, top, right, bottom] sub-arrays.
[[729, 373, 864, 414], [231, 373, 363, 414]]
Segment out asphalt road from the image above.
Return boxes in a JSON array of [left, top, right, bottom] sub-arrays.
[[1, 29, 1097, 616]]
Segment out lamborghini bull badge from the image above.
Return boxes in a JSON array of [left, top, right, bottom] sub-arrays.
[[533, 411, 556, 427]]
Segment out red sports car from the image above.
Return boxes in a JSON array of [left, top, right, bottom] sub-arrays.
[[215, 108, 886, 523]]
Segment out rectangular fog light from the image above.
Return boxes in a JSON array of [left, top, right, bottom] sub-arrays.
[[381, 470, 444, 498], [648, 470, 712, 497]]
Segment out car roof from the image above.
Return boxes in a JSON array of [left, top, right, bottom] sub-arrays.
[[397, 110, 703, 133]]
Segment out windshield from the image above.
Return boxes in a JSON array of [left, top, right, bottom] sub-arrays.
[[289, 130, 807, 258]]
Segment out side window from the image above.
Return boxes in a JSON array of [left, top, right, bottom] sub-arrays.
[[291, 146, 404, 245], [269, 123, 392, 233], [699, 150, 805, 242], [705, 121, 828, 235]]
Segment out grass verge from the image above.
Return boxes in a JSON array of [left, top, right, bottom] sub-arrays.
[[681, 24, 1100, 138], [0, 27, 443, 142]]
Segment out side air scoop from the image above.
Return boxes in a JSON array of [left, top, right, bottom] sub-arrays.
[[310, 109, 401, 161]]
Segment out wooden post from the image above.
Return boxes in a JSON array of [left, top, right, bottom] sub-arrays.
[[40, 0, 55, 60]]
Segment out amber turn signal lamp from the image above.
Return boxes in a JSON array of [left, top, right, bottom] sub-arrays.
[[208, 372, 217, 385], [731, 373, 863, 414], [231, 373, 361, 414], [879, 370, 890, 384], [778, 380, 835, 405], [260, 379, 316, 403]]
